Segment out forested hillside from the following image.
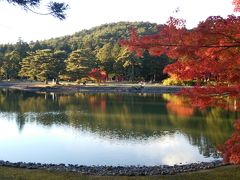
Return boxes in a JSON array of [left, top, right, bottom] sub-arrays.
[[0, 22, 171, 83]]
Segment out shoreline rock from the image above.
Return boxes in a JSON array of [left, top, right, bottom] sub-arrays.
[[0, 160, 227, 176]]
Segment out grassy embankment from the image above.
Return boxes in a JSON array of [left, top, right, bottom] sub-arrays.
[[0, 165, 239, 180]]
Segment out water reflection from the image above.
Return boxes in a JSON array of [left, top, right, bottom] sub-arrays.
[[0, 89, 238, 166], [178, 86, 240, 165]]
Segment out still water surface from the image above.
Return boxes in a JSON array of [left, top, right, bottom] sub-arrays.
[[0, 89, 237, 166]]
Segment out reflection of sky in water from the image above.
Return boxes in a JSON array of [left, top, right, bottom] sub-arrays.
[[0, 113, 218, 166]]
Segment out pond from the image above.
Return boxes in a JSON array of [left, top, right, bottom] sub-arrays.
[[0, 89, 238, 166]]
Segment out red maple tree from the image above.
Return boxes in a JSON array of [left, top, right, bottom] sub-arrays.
[[88, 68, 107, 83], [120, 0, 240, 89], [233, 0, 240, 11], [120, 15, 240, 87], [218, 120, 240, 165]]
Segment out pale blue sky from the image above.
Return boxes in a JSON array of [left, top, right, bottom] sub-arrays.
[[0, 0, 238, 44]]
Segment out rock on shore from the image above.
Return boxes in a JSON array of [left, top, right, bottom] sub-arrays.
[[0, 160, 227, 176]]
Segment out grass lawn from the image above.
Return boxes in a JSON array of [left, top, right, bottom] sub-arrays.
[[0, 165, 239, 180]]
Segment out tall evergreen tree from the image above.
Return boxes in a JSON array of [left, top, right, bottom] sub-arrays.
[[19, 49, 59, 84], [53, 50, 67, 84], [0, 51, 22, 80], [141, 52, 171, 82], [65, 48, 96, 80]]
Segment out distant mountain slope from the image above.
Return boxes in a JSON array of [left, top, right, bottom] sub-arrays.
[[37, 21, 160, 53]]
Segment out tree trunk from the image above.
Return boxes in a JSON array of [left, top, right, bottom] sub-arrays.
[[45, 79, 48, 84], [130, 62, 134, 82]]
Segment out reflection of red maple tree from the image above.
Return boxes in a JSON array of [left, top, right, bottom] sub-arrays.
[[218, 120, 240, 165], [165, 95, 194, 117], [173, 85, 240, 164], [88, 95, 107, 112]]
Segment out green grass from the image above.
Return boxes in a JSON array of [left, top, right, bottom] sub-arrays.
[[0, 165, 239, 180]]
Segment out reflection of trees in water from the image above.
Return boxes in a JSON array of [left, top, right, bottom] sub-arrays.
[[163, 93, 239, 157], [164, 88, 240, 163], [16, 113, 26, 131], [0, 89, 64, 112], [188, 135, 219, 158], [163, 94, 195, 118], [0, 89, 238, 158], [55, 93, 173, 139]]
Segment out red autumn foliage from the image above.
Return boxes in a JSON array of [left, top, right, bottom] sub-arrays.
[[120, 15, 240, 86], [88, 68, 107, 83], [218, 120, 240, 165]]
